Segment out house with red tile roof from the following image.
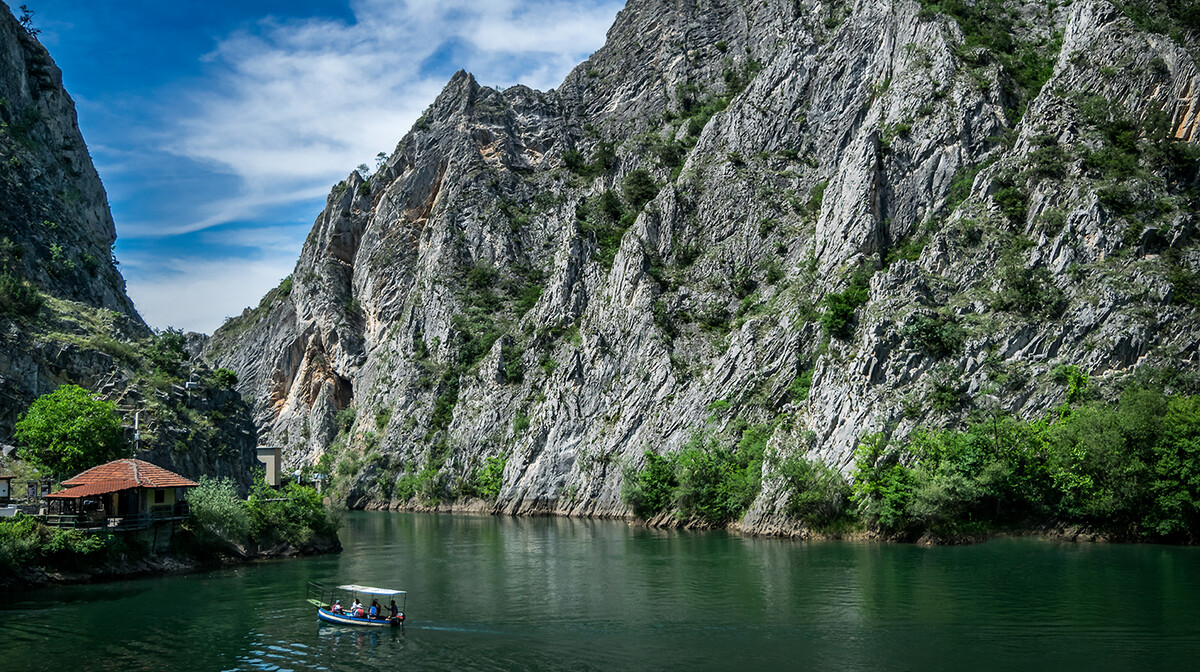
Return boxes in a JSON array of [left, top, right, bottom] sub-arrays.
[[44, 459, 198, 531]]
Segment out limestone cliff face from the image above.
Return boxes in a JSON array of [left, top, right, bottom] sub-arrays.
[[0, 3, 144, 429], [0, 5, 138, 317], [206, 0, 1200, 529], [0, 4, 259, 489]]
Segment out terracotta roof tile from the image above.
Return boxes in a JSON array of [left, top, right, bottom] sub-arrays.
[[45, 479, 140, 498], [62, 459, 199, 489]]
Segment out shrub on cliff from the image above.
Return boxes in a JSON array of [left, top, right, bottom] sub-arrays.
[[475, 454, 507, 500], [901, 313, 967, 357], [621, 425, 769, 525], [622, 169, 658, 211], [675, 427, 768, 526], [621, 451, 678, 519], [674, 433, 760, 526], [0, 273, 43, 316], [247, 479, 340, 548], [208, 368, 239, 389], [850, 385, 1200, 541], [0, 515, 43, 572], [186, 476, 339, 551], [146, 327, 188, 378], [778, 456, 852, 530], [820, 264, 874, 340]]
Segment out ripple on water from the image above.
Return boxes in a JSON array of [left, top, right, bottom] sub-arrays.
[[2, 513, 1199, 671]]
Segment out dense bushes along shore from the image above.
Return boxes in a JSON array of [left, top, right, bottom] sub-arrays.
[[849, 385, 1200, 542], [624, 379, 1200, 543], [186, 477, 341, 553], [0, 479, 339, 580]]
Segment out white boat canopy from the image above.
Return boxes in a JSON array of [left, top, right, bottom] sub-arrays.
[[338, 584, 407, 596]]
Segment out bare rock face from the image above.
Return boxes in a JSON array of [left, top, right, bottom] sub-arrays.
[[0, 4, 146, 431], [0, 5, 258, 489], [0, 7, 139, 317], [206, 0, 1200, 530]]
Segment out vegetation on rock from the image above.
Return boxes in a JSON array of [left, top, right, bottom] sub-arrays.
[[850, 384, 1200, 542], [0, 515, 132, 575], [622, 422, 771, 526]]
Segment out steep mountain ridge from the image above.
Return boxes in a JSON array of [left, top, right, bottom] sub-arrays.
[[0, 4, 139, 318], [206, 0, 1200, 531], [0, 3, 259, 488]]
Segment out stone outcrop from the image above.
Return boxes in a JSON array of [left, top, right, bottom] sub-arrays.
[[205, 0, 1200, 532]]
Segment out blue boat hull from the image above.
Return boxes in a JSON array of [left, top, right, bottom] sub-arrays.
[[317, 608, 403, 627]]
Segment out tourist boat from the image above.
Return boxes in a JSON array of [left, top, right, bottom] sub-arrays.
[[307, 582, 406, 627]]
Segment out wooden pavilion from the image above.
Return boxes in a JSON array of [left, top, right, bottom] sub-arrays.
[[43, 458, 198, 530]]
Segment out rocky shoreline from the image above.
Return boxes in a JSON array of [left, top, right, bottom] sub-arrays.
[[352, 500, 1169, 547], [0, 535, 341, 592]]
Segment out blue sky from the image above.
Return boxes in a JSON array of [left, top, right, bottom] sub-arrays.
[[20, 0, 624, 333]]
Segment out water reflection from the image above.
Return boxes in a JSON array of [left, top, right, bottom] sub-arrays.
[[1, 512, 1198, 672], [320, 624, 401, 652]]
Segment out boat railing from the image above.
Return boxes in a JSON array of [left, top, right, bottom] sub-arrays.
[[307, 581, 332, 608]]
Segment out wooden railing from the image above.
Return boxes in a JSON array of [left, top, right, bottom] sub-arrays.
[[42, 502, 190, 531]]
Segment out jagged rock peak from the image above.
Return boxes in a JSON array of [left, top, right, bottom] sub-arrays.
[[206, 0, 1200, 534]]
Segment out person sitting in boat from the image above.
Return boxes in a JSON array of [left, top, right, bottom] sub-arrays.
[[389, 600, 399, 620], [369, 599, 382, 619], [351, 598, 364, 618], [331, 600, 343, 614]]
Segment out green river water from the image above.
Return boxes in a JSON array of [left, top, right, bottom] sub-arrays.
[[1, 511, 1198, 671]]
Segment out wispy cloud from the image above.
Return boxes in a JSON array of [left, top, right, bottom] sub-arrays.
[[199, 224, 312, 251], [109, 0, 624, 333], [125, 252, 301, 334], [163, 0, 624, 236]]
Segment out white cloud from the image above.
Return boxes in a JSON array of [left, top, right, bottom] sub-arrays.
[[162, 0, 624, 236], [120, 0, 624, 333], [119, 183, 332, 239], [199, 224, 309, 251], [124, 253, 299, 334]]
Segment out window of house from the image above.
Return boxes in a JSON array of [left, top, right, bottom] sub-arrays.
[[155, 489, 165, 504]]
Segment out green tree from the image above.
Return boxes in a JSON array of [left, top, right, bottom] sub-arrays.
[[209, 367, 239, 388], [0, 274, 43, 316], [675, 430, 763, 526], [820, 264, 874, 340], [621, 451, 678, 519], [779, 456, 852, 529], [148, 327, 188, 378], [622, 169, 658, 211], [14, 384, 126, 477], [475, 454, 507, 500]]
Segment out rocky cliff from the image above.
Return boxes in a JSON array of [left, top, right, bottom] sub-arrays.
[[205, 0, 1200, 530], [0, 3, 259, 488]]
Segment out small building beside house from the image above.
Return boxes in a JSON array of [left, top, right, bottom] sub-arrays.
[[0, 474, 12, 505], [257, 445, 282, 487], [44, 458, 198, 532]]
